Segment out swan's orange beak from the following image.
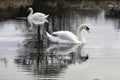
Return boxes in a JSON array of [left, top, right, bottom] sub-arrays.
[[86, 27, 90, 33]]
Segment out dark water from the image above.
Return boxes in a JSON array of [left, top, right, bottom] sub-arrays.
[[0, 9, 120, 80]]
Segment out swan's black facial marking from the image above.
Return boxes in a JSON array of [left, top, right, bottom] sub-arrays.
[[85, 26, 90, 33], [86, 26, 90, 31]]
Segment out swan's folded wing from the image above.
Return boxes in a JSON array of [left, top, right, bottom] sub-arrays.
[[31, 13, 45, 18], [30, 13, 45, 20], [52, 31, 79, 42], [30, 13, 47, 24]]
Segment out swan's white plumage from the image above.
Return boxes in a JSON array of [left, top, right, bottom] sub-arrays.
[[46, 24, 89, 44], [27, 7, 49, 29], [52, 31, 80, 43], [29, 13, 49, 24], [46, 31, 80, 44]]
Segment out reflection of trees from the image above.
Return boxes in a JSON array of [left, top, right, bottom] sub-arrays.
[[15, 37, 89, 76], [117, 20, 120, 30], [114, 20, 120, 32], [104, 15, 120, 32], [15, 38, 66, 76], [48, 8, 100, 34]]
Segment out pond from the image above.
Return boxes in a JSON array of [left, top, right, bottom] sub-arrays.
[[0, 9, 120, 80]]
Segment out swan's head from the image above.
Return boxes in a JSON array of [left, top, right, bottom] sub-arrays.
[[80, 24, 90, 33], [28, 7, 33, 12]]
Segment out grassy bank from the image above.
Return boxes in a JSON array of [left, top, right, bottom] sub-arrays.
[[46, 0, 120, 9], [0, 0, 119, 9], [0, 0, 33, 9], [0, 0, 120, 20]]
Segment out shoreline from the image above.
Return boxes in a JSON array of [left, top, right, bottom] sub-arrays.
[[0, 0, 120, 20], [0, 0, 119, 9]]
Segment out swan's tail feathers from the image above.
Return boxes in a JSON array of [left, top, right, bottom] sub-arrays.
[[46, 32, 60, 43], [45, 15, 49, 18], [46, 32, 58, 43], [46, 32, 52, 41]]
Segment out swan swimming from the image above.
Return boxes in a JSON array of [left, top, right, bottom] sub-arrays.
[[27, 7, 49, 29], [46, 24, 90, 44]]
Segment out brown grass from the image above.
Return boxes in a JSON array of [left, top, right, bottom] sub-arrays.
[[0, 0, 120, 9], [47, 0, 120, 9], [0, 0, 33, 8]]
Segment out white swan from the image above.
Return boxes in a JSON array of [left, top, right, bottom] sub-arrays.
[[46, 24, 90, 44], [27, 7, 49, 29]]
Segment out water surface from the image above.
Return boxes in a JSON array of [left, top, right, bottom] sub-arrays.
[[0, 9, 120, 80]]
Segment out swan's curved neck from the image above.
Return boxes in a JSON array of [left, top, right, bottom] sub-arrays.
[[29, 9, 33, 16], [28, 19, 33, 29], [29, 20, 33, 29], [77, 26, 85, 43]]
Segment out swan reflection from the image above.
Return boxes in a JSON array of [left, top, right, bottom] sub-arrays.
[[15, 43, 89, 76], [46, 44, 89, 64], [46, 44, 79, 54], [27, 7, 49, 29]]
